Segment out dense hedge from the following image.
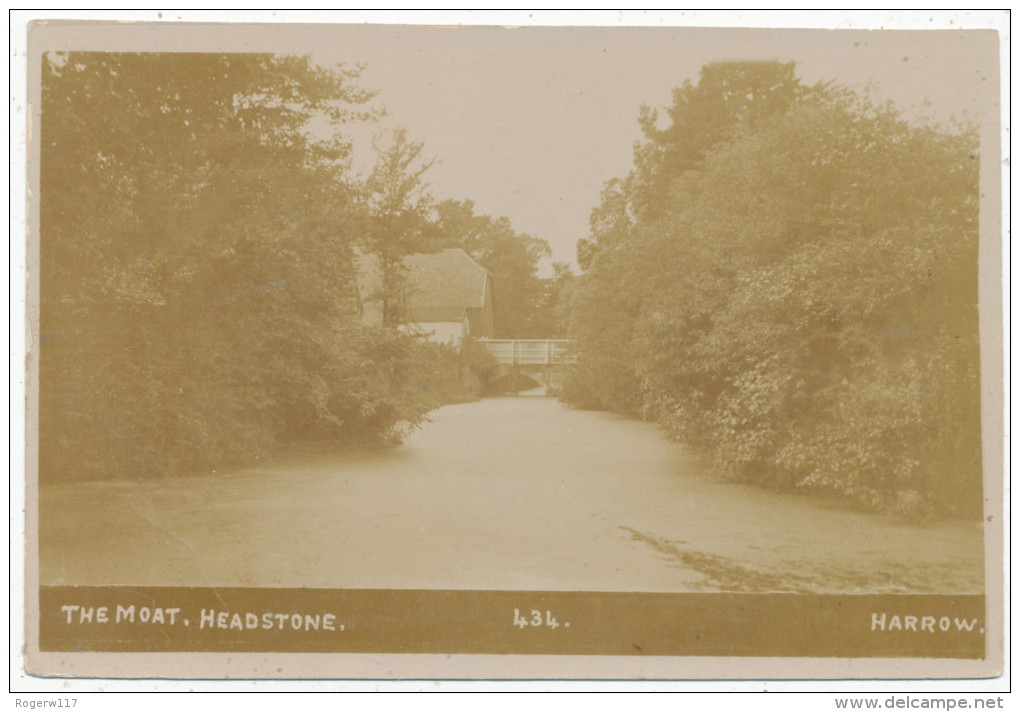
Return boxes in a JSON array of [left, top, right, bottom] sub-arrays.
[[562, 65, 983, 518]]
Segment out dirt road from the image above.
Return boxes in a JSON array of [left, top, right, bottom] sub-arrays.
[[38, 393, 984, 593]]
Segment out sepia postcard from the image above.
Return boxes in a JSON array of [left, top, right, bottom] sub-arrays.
[[19, 14, 1005, 682]]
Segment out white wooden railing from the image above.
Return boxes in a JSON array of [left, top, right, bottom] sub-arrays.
[[478, 339, 575, 366]]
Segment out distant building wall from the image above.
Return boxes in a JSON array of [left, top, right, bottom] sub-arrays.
[[465, 273, 495, 338]]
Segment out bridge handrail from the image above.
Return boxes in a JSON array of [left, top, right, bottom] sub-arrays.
[[477, 338, 575, 366], [477, 339, 573, 343]]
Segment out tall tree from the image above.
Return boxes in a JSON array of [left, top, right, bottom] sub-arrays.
[[362, 128, 437, 326], [39, 52, 434, 482], [569, 62, 809, 413], [563, 63, 981, 517], [577, 61, 806, 262], [531, 261, 576, 340], [661, 92, 981, 515]]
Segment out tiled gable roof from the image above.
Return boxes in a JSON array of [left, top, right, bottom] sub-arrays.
[[403, 248, 489, 310]]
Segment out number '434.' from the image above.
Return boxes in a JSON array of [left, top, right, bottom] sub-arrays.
[[514, 608, 562, 629]]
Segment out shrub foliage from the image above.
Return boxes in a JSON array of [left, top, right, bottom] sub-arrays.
[[39, 53, 443, 481], [562, 63, 982, 518]]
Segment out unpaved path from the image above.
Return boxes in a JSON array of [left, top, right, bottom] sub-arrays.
[[38, 394, 983, 593]]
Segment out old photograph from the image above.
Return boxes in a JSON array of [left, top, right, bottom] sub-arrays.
[[20, 15, 1004, 681]]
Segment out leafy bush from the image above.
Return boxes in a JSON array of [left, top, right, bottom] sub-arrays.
[[564, 64, 982, 518], [38, 53, 438, 482], [405, 337, 500, 405]]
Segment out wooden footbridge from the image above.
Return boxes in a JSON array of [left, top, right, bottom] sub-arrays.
[[478, 339, 575, 391], [478, 339, 575, 366]]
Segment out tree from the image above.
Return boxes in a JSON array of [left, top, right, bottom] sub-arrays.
[[568, 62, 811, 413], [630, 60, 807, 220], [39, 52, 434, 482], [531, 261, 576, 339], [563, 63, 982, 517], [663, 92, 982, 516], [362, 128, 437, 327]]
